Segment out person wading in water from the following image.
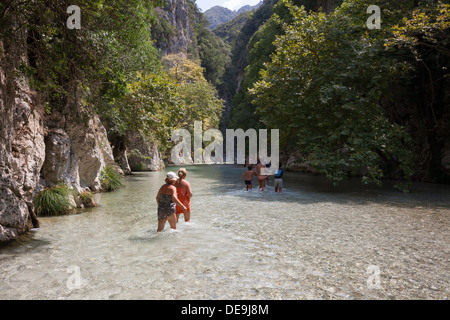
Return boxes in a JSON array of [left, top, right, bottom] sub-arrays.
[[174, 168, 193, 223], [156, 172, 187, 232], [255, 160, 268, 191]]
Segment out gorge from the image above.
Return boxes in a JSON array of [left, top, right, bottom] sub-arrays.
[[1, 0, 449, 244]]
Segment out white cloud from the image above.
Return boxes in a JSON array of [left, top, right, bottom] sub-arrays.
[[222, 0, 260, 11]]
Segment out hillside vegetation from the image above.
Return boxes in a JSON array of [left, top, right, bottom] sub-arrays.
[[204, 2, 262, 29], [214, 0, 450, 186]]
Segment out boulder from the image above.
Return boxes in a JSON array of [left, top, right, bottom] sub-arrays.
[[126, 132, 165, 172], [41, 128, 81, 192], [65, 115, 118, 191]]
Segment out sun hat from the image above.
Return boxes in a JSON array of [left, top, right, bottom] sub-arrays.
[[166, 172, 178, 180]]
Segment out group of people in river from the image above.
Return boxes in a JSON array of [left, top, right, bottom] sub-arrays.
[[156, 162, 284, 232], [240, 160, 284, 193]]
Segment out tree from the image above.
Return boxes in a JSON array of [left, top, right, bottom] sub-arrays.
[[386, 1, 450, 182], [107, 72, 185, 150], [1, 0, 163, 118], [163, 53, 225, 130], [251, 0, 417, 187]]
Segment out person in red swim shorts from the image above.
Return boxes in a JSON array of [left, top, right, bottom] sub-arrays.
[[174, 168, 193, 223]]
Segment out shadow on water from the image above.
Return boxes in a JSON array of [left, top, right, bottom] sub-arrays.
[[0, 231, 51, 253]]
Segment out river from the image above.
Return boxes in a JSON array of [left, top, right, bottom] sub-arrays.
[[0, 165, 449, 300]]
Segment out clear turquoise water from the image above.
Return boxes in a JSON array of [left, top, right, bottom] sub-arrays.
[[1, 165, 449, 299]]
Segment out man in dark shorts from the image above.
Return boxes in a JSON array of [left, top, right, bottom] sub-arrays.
[[240, 166, 256, 191]]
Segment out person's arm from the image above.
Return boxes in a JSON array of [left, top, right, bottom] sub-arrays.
[[156, 188, 161, 205], [240, 172, 246, 181], [186, 182, 193, 199], [170, 186, 187, 212]]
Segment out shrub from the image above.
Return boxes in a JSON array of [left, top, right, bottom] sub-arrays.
[[79, 191, 97, 208], [34, 184, 74, 216], [100, 165, 126, 192]]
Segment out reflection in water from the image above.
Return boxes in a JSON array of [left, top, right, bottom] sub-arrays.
[[0, 165, 449, 299]]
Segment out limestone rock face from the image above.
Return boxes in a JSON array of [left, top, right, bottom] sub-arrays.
[[41, 128, 80, 191], [40, 113, 119, 193], [155, 0, 195, 55], [0, 16, 119, 242], [0, 36, 45, 242], [64, 115, 117, 191], [126, 133, 165, 172], [110, 135, 132, 175]]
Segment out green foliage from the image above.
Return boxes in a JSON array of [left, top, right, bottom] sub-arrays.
[[195, 24, 232, 87], [224, 0, 450, 185], [34, 184, 74, 216], [107, 72, 184, 144], [386, 1, 450, 183], [164, 53, 225, 130], [100, 165, 126, 192], [229, 11, 282, 130], [79, 191, 96, 208], [0, 0, 163, 116], [151, 14, 176, 46], [213, 11, 254, 44], [3, 0, 228, 164], [250, 0, 421, 186], [204, 6, 239, 29], [217, 0, 279, 119], [227, 0, 320, 130], [204, 2, 262, 30]]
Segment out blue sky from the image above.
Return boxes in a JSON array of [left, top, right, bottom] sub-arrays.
[[196, 0, 261, 12]]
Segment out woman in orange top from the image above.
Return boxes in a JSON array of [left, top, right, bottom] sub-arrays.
[[174, 168, 193, 223]]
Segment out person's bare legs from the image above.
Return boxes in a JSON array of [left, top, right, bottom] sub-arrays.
[[175, 213, 181, 222], [184, 211, 191, 223], [167, 213, 177, 230], [157, 219, 167, 232], [258, 178, 263, 190], [157, 214, 177, 232], [260, 177, 266, 191]]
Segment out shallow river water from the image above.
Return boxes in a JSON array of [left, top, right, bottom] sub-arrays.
[[1, 165, 449, 300]]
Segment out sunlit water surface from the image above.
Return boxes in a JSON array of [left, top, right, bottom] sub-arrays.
[[1, 165, 449, 300]]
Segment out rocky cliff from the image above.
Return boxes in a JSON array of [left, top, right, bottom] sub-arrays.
[[113, 0, 198, 172], [40, 112, 119, 193], [1, 26, 45, 241], [154, 0, 196, 55], [0, 21, 119, 242]]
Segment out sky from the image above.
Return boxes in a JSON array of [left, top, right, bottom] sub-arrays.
[[195, 0, 262, 12]]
